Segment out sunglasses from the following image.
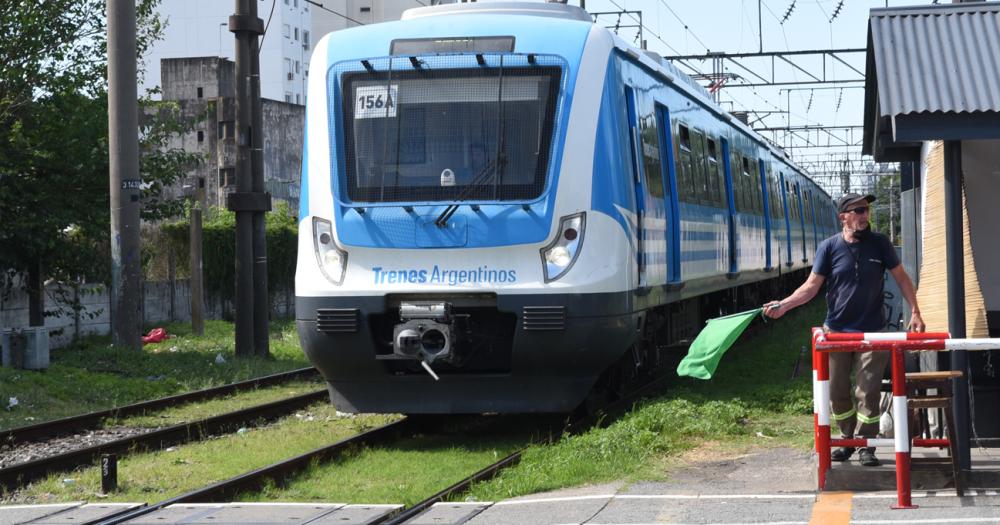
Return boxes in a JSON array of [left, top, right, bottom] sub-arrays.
[[844, 206, 869, 215]]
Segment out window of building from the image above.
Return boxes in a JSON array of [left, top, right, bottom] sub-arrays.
[[285, 92, 292, 103], [196, 86, 203, 99], [303, 30, 310, 47], [284, 58, 292, 78], [361, 6, 372, 13], [296, 94, 301, 105], [295, 60, 300, 73], [219, 168, 235, 188], [294, 27, 299, 41], [283, 24, 290, 38], [283, 0, 289, 5], [217, 120, 234, 139], [294, 0, 299, 6], [197, 130, 204, 142]]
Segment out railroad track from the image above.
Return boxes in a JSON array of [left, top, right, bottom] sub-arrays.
[[77, 370, 672, 525], [1, 367, 319, 447], [0, 389, 328, 492]]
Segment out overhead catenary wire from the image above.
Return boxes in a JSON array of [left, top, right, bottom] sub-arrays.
[[304, 0, 366, 26], [657, 0, 711, 53], [259, 0, 277, 46]]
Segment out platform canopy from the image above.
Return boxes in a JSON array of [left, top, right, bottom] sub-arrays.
[[862, 2, 1000, 162]]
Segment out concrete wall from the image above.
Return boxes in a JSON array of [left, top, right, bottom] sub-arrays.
[[159, 57, 302, 211], [0, 281, 294, 350]]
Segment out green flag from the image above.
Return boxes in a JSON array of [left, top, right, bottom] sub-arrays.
[[676, 308, 762, 379]]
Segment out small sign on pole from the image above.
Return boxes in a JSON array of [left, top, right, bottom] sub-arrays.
[[101, 454, 117, 494]]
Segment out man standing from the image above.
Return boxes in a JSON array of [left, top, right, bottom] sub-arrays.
[[763, 193, 925, 466]]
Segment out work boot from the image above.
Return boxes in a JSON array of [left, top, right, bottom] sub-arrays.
[[859, 447, 880, 467], [831, 447, 855, 462]]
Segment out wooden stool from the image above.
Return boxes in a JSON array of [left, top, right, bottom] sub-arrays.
[[906, 370, 964, 496]]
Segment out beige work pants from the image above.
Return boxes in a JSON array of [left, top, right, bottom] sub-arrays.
[[829, 349, 890, 439]]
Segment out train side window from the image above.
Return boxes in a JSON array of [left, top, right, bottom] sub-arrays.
[[677, 124, 694, 202], [740, 156, 751, 212], [706, 138, 720, 205], [771, 172, 782, 220], [750, 159, 762, 213], [638, 108, 664, 198], [692, 130, 708, 203]]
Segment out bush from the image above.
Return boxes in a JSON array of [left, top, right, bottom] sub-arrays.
[[161, 201, 298, 300]]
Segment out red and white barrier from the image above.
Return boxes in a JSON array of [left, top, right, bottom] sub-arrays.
[[810, 330, 1000, 509]]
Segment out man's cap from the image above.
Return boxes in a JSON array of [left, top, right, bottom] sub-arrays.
[[837, 193, 875, 213]]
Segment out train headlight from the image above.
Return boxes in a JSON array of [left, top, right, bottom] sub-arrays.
[[540, 212, 585, 282], [313, 217, 347, 285]]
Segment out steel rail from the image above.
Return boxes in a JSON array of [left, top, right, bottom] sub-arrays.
[[0, 389, 328, 491], [380, 370, 675, 524], [1, 367, 319, 446], [83, 356, 675, 525], [379, 450, 522, 525], [85, 418, 413, 525]]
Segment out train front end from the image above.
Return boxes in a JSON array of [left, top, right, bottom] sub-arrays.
[[296, 3, 633, 413]]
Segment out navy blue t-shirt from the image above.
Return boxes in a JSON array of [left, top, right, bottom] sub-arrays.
[[812, 232, 900, 332]]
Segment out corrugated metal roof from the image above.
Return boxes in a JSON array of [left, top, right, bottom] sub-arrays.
[[869, 2, 1000, 117]]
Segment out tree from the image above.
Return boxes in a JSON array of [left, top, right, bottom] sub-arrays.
[[0, 0, 195, 326]]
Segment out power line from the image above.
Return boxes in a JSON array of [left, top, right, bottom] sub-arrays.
[[304, 0, 366, 26], [657, 0, 711, 53]]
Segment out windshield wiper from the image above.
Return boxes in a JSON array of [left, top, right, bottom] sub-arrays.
[[434, 155, 505, 228]]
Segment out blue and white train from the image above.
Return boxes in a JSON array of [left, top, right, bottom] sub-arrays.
[[295, 1, 837, 414]]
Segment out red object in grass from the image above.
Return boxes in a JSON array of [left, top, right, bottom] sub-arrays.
[[141, 327, 169, 344]]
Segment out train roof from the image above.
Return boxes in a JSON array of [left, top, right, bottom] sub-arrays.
[[402, 1, 592, 22], [344, 1, 828, 199]]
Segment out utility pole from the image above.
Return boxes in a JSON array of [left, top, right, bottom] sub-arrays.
[[190, 176, 205, 336], [107, 0, 142, 351], [229, 0, 270, 357], [250, 0, 270, 357]]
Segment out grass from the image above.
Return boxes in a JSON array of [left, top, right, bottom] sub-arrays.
[[113, 378, 326, 428], [1, 301, 826, 506], [4, 405, 398, 504], [464, 299, 825, 501], [0, 319, 311, 431], [247, 432, 527, 505]]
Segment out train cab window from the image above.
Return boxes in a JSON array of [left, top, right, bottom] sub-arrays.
[[706, 138, 721, 205], [342, 64, 562, 202]]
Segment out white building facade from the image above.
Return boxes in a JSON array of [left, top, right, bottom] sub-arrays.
[[142, 0, 313, 105], [310, 0, 419, 38]]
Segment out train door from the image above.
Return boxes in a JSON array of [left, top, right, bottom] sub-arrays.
[[657, 105, 681, 284], [759, 160, 772, 270], [779, 172, 793, 268], [720, 139, 738, 275], [624, 86, 646, 287]]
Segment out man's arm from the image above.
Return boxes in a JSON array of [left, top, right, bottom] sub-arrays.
[[889, 264, 926, 332], [763, 272, 825, 319]]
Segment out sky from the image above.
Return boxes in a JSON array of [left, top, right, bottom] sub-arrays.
[[576, 0, 932, 195]]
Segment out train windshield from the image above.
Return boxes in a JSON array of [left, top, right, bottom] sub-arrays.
[[341, 62, 561, 203]]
